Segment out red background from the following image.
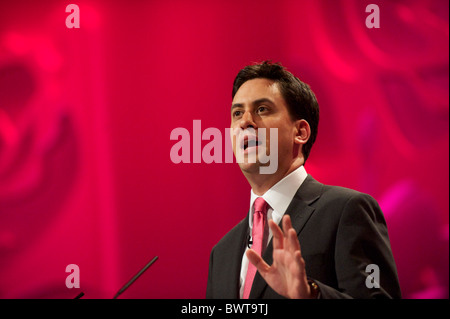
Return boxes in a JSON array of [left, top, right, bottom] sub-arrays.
[[0, 0, 448, 299]]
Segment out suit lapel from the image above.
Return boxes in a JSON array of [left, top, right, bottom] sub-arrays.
[[249, 175, 323, 298], [285, 174, 322, 234]]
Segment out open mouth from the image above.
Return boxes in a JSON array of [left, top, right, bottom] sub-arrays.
[[243, 136, 262, 150]]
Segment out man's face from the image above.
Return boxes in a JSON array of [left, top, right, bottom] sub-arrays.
[[230, 78, 299, 175]]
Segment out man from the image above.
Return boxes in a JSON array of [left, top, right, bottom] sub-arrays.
[[206, 61, 401, 299]]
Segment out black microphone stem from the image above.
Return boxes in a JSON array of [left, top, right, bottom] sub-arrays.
[[112, 256, 159, 299]]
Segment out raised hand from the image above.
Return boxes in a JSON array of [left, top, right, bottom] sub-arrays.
[[246, 214, 315, 299]]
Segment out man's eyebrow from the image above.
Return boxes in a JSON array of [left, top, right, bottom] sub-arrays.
[[231, 98, 275, 110], [231, 102, 243, 110]]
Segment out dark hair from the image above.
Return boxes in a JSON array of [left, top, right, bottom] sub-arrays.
[[232, 61, 319, 163]]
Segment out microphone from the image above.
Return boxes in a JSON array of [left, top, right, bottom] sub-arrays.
[[73, 255, 159, 299], [74, 292, 84, 299], [247, 235, 252, 248], [113, 256, 159, 299]]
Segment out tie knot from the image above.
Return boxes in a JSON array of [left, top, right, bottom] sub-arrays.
[[254, 197, 268, 215]]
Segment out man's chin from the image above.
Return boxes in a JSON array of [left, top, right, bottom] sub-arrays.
[[238, 162, 261, 174]]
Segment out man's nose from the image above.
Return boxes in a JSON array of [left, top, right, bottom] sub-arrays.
[[239, 111, 257, 130]]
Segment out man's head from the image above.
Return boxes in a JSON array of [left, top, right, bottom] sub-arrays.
[[232, 61, 319, 164]]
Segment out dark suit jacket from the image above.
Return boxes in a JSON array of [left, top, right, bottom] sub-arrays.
[[206, 175, 402, 299]]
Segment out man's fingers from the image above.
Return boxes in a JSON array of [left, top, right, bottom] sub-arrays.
[[246, 249, 270, 274], [269, 219, 284, 250], [267, 215, 301, 256], [283, 215, 301, 254], [288, 228, 301, 254], [282, 215, 293, 235]]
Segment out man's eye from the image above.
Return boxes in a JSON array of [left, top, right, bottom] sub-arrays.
[[233, 110, 242, 117], [257, 106, 267, 113]]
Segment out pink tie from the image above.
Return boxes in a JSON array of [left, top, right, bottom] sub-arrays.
[[243, 197, 268, 299]]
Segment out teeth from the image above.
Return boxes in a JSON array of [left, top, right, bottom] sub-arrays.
[[241, 137, 260, 150], [243, 139, 259, 150]]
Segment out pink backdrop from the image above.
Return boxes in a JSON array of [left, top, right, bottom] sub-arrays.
[[0, 0, 448, 299]]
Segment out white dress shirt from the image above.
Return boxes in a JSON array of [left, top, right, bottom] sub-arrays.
[[239, 165, 308, 298]]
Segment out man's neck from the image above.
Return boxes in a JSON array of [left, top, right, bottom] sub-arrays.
[[244, 160, 304, 196]]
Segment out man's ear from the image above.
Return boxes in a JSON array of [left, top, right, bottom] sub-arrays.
[[294, 119, 311, 146]]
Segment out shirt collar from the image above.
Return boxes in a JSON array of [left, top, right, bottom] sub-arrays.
[[249, 165, 308, 227]]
